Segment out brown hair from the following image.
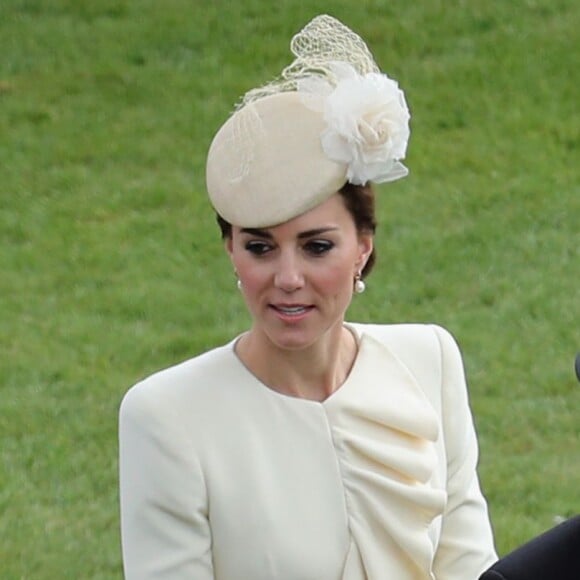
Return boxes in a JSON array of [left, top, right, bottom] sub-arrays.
[[216, 182, 377, 278]]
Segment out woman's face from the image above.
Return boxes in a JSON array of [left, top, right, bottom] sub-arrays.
[[226, 193, 373, 351]]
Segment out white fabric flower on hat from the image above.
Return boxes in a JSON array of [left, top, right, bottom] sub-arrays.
[[299, 62, 410, 185]]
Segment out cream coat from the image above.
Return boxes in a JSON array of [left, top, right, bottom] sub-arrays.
[[119, 323, 497, 579]]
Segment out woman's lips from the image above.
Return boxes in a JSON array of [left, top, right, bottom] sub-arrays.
[[269, 304, 314, 320]]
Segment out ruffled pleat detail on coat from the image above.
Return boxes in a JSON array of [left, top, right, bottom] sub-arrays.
[[323, 333, 448, 579]]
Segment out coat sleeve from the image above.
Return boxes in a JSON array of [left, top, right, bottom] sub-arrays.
[[119, 382, 214, 579], [430, 325, 498, 579]]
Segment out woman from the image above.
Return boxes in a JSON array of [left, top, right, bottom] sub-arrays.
[[119, 15, 497, 579]]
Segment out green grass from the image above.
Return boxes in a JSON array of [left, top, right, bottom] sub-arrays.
[[1, 0, 579, 577]]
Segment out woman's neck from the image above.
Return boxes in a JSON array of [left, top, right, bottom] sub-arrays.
[[235, 324, 358, 402]]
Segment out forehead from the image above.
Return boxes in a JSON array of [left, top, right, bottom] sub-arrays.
[[236, 194, 354, 237]]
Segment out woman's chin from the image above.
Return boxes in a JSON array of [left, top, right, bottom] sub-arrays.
[[267, 330, 316, 352]]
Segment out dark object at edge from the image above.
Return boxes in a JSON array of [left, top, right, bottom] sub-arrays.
[[479, 515, 580, 580]]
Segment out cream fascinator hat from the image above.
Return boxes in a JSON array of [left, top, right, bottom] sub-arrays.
[[206, 15, 410, 228]]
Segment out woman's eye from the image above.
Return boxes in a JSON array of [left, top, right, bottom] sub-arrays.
[[304, 240, 334, 256], [245, 241, 272, 256]]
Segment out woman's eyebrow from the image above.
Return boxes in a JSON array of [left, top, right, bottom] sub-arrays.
[[240, 227, 273, 239], [240, 226, 338, 239], [297, 227, 338, 239]]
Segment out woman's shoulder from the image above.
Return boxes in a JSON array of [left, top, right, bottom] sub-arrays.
[[349, 322, 463, 393], [350, 322, 458, 354], [120, 339, 240, 416]]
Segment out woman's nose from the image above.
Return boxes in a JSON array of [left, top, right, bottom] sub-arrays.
[[274, 254, 304, 292]]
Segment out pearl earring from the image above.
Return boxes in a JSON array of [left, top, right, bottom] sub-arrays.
[[354, 273, 366, 294], [234, 271, 242, 290]]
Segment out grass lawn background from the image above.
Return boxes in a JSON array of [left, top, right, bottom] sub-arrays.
[[1, 0, 578, 577]]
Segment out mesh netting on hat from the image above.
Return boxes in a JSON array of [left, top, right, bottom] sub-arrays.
[[240, 15, 380, 107]]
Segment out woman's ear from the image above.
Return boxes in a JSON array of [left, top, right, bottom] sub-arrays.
[[225, 236, 234, 257], [357, 233, 374, 272]]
